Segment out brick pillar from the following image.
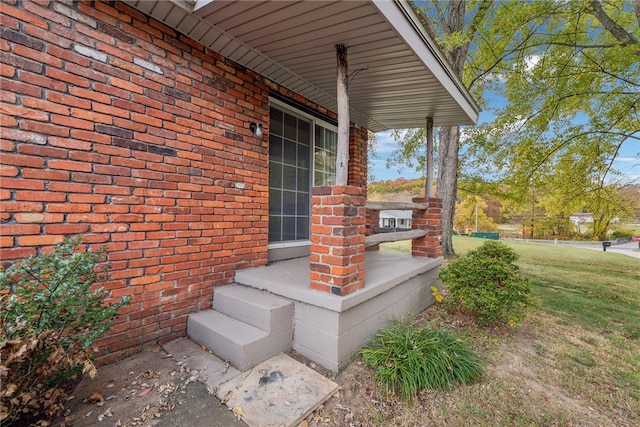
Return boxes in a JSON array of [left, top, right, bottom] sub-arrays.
[[365, 209, 380, 252], [310, 186, 366, 296], [411, 197, 442, 258]]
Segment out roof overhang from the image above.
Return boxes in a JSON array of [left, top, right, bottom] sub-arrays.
[[123, 0, 479, 132]]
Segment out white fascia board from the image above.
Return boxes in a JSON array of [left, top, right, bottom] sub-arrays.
[[173, 0, 212, 13], [371, 0, 479, 124], [193, 0, 214, 11], [171, 0, 197, 12]]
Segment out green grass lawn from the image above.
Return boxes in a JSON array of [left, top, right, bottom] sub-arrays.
[[377, 237, 640, 425], [449, 236, 640, 338]]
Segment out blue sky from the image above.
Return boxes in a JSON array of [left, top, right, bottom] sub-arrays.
[[369, 114, 640, 184]]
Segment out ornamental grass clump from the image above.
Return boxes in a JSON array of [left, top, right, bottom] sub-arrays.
[[360, 319, 482, 401], [0, 236, 130, 427], [438, 240, 534, 326]]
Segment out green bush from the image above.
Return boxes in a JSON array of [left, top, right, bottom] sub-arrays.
[[610, 229, 634, 239], [0, 236, 130, 426], [360, 319, 482, 401], [438, 240, 533, 326]]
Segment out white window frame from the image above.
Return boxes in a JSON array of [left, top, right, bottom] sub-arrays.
[[267, 98, 338, 256]]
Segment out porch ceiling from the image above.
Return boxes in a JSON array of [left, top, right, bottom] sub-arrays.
[[123, 0, 479, 132]]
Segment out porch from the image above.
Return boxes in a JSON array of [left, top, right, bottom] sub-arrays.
[[236, 251, 443, 371], [187, 195, 445, 372]]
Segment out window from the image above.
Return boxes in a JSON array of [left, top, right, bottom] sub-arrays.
[[314, 126, 337, 186], [269, 107, 310, 243], [268, 101, 338, 245]]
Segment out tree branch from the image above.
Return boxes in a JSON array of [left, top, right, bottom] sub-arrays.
[[587, 0, 638, 46], [578, 48, 640, 87], [467, 19, 548, 89], [410, 2, 454, 67], [431, 0, 449, 33]]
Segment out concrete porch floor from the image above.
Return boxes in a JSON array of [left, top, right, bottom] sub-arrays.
[[236, 251, 442, 312], [234, 251, 444, 371]]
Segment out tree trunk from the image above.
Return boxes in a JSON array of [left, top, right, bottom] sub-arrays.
[[436, 126, 460, 257]]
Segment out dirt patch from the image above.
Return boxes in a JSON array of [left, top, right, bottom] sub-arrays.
[[490, 336, 615, 426], [53, 305, 638, 427], [300, 306, 639, 427]]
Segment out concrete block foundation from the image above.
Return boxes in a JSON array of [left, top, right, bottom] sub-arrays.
[[235, 251, 443, 372]]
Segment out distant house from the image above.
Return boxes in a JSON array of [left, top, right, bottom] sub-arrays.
[[569, 213, 594, 225], [380, 210, 412, 229], [569, 213, 594, 232]]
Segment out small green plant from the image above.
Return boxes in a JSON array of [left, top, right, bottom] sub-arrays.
[[0, 236, 130, 426], [438, 240, 534, 326], [360, 319, 482, 401], [533, 342, 547, 357], [430, 285, 444, 303]]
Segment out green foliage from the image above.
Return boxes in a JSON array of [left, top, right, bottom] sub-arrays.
[[454, 195, 498, 234], [0, 236, 130, 426], [466, 0, 638, 237], [367, 177, 425, 197], [531, 216, 579, 240], [438, 241, 533, 326], [395, 1, 637, 250], [610, 229, 634, 239], [360, 319, 482, 401]]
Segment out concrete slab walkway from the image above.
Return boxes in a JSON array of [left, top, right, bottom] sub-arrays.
[[60, 340, 246, 427], [61, 338, 337, 427], [216, 353, 338, 427]]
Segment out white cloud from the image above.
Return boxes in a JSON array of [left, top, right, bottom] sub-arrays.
[[372, 129, 402, 155], [615, 156, 639, 163], [525, 54, 541, 72]]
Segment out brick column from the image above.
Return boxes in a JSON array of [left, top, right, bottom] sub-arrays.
[[365, 208, 380, 251], [411, 197, 442, 258], [310, 186, 366, 296]]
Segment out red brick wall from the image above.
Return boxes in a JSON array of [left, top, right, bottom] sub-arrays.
[[349, 125, 368, 189], [0, 1, 371, 363], [411, 198, 443, 258], [309, 186, 366, 296], [0, 0, 274, 363]]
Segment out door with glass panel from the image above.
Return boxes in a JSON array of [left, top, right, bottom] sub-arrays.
[[268, 103, 337, 261]]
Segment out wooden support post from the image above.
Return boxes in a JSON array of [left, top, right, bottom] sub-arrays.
[[336, 44, 349, 186], [425, 116, 434, 197]]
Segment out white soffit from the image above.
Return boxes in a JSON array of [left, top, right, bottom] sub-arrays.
[[123, 0, 479, 132]]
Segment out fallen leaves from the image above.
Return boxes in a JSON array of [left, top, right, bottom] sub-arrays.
[[67, 350, 209, 426], [137, 386, 154, 398], [96, 408, 113, 422], [232, 405, 244, 420], [87, 392, 104, 405]]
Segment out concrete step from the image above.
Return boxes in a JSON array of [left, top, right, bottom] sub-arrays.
[[212, 284, 293, 333], [187, 284, 294, 371]]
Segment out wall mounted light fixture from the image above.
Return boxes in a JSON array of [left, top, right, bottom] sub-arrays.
[[249, 122, 262, 138]]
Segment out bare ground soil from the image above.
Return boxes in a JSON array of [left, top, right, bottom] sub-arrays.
[[55, 303, 638, 427], [297, 304, 639, 427]]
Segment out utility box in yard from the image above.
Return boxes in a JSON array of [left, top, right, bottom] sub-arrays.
[[471, 232, 500, 240]]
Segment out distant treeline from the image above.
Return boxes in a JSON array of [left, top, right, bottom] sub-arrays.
[[368, 178, 425, 196]]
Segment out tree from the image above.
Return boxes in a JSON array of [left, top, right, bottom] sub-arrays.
[[390, 0, 639, 250], [454, 195, 498, 234], [467, 0, 639, 240], [394, 0, 532, 255]]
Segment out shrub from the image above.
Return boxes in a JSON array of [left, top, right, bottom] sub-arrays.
[[360, 319, 482, 401], [438, 240, 533, 326], [0, 236, 130, 426], [610, 229, 634, 239]]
